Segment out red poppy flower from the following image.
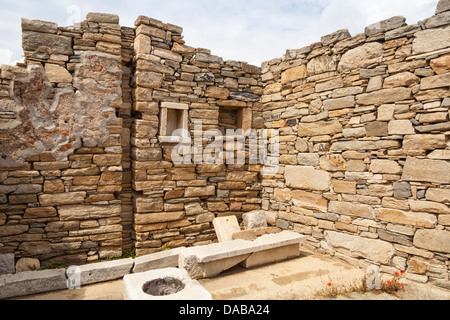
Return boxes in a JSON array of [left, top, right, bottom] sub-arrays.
[[387, 281, 392, 285], [400, 271, 405, 274], [395, 272, 399, 277], [327, 283, 332, 287]]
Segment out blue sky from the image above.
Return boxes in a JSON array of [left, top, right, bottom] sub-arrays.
[[0, 0, 439, 66]]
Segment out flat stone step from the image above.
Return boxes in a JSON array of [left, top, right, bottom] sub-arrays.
[[179, 231, 306, 279]]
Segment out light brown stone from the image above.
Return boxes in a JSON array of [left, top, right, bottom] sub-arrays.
[[298, 120, 343, 137], [376, 208, 437, 228], [332, 180, 356, 194], [426, 188, 450, 203], [403, 134, 446, 150], [356, 88, 412, 106], [285, 166, 331, 191], [274, 188, 292, 202], [184, 186, 215, 197], [39, 192, 86, 206], [370, 159, 402, 174], [291, 190, 328, 212], [337, 42, 384, 72], [402, 158, 450, 184], [281, 65, 307, 83], [383, 72, 419, 88], [414, 229, 450, 254], [204, 87, 230, 99], [329, 201, 374, 219], [430, 54, 450, 74], [45, 64, 72, 83], [58, 204, 121, 221]]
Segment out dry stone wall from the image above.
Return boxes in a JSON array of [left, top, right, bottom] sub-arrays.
[[130, 16, 263, 256], [260, 1, 450, 288], [0, 0, 449, 290]]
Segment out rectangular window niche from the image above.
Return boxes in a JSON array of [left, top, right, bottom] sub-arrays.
[[159, 102, 189, 143]]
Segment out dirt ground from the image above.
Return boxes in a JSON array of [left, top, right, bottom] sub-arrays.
[[12, 249, 450, 300]]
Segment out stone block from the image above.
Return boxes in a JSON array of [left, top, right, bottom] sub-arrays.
[[0, 254, 15, 275], [298, 120, 343, 137], [123, 268, 212, 300], [325, 231, 395, 264], [285, 165, 331, 191], [45, 64, 73, 83], [58, 204, 121, 221], [39, 192, 86, 206], [21, 18, 58, 34], [426, 188, 450, 203], [393, 182, 412, 198], [402, 157, 450, 184], [376, 208, 437, 228], [370, 159, 402, 174], [132, 247, 186, 273], [356, 88, 412, 106], [243, 211, 268, 230], [0, 269, 67, 299], [291, 190, 328, 212], [338, 42, 383, 72], [213, 216, 241, 242], [329, 201, 374, 219], [321, 29, 351, 46], [72, 258, 134, 286], [412, 26, 450, 55], [414, 229, 450, 254], [281, 65, 307, 83]]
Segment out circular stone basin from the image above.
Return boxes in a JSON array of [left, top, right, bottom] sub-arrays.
[[142, 277, 185, 296]]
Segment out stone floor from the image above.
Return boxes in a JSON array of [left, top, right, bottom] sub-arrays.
[[11, 249, 450, 301]]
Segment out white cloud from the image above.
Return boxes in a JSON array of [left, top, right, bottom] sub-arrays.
[[0, 49, 14, 66], [0, 0, 441, 66]]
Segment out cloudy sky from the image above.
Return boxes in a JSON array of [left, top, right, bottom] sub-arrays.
[[0, 0, 439, 66]]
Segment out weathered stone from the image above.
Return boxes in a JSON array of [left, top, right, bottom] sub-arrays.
[[342, 127, 366, 138], [0, 254, 15, 275], [204, 87, 230, 99], [403, 134, 446, 150], [22, 31, 73, 55], [332, 180, 356, 194], [329, 201, 374, 219], [325, 231, 395, 264], [135, 71, 164, 88], [15, 258, 40, 273], [86, 12, 119, 24], [133, 197, 164, 213], [365, 121, 389, 137], [323, 96, 355, 111], [426, 188, 450, 203], [291, 190, 328, 212], [330, 140, 400, 152], [298, 120, 342, 137], [430, 54, 450, 75], [135, 211, 185, 224], [45, 64, 72, 83], [93, 154, 122, 166], [412, 26, 450, 55], [307, 55, 337, 75], [243, 211, 268, 230], [420, 73, 450, 90], [402, 158, 450, 184], [0, 269, 68, 299], [356, 88, 412, 106], [297, 153, 319, 166], [58, 204, 121, 221], [39, 192, 86, 206], [321, 29, 351, 46], [184, 186, 215, 198], [409, 200, 450, 214], [376, 208, 437, 228], [274, 188, 292, 202], [338, 42, 384, 72], [393, 182, 412, 198], [383, 72, 419, 88], [24, 207, 57, 219], [365, 16, 406, 36], [414, 229, 450, 254], [43, 179, 65, 194], [370, 159, 402, 174], [436, 0, 450, 15], [285, 166, 331, 191], [21, 18, 58, 34], [281, 65, 307, 83]]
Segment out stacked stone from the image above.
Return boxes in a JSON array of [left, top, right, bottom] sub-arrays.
[[260, 1, 450, 288], [131, 16, 263, 256], [0, 13, 125, 270], [120, 26, 135, 251]]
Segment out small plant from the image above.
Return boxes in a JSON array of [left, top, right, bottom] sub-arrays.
[[381, 271, 405, 294], [161, 243, 172, 251], [318, 276, 369, 299], [39, 261, 66, 270]]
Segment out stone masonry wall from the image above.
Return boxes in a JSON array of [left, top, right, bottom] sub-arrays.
[[130, 16, 263, 256], [260, 2, 450, 288], [0, 13, 126, 267], [0, 0, 449, 291]]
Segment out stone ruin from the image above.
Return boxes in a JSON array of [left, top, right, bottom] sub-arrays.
[[0, 0, 449, 293]]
